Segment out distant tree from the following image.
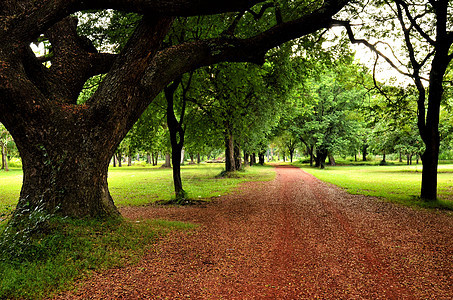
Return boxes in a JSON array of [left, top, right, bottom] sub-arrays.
[[337, 0, 453, 199], [289, 58, 368, 168], [0, 124, 13, 171]]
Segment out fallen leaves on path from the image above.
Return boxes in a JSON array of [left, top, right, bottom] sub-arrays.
[[55, 166, 453, 299]]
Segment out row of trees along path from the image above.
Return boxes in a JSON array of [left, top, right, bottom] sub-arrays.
[[1, 0, 451, 223], [56, 166, 453, 299]]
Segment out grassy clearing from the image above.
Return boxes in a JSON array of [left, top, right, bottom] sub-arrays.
[[108, 163, 276, 207], [0, 164, 276, 215], [299, 163, 453, 210]]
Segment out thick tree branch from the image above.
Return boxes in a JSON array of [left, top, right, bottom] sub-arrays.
[[144, 0, 349, 94], [42, 16, 118, 103], [3, 0, 266, 46]]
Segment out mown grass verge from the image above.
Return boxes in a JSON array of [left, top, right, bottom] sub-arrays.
[[297, 163, 453, 210], [0, 217, 195, 299], [108, 164, 276, 207]]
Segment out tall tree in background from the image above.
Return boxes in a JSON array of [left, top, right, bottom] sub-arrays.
[[0, 0, 350, 220], [0, 124, 13, 171], [337, 0, 453, 200]]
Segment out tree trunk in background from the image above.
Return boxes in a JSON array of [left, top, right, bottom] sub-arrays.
[[243, 151, 249, 167], [112, 154, 117, 167], [127, 155, 132, 166], [362, 144, 367, 161], [162, 153, 172, 168], [328, 154, 335, 166], [180, 149, 185, 165], [315, 149, 328, 169], [2, 145, 8, 171], [224, 128, 235, 172], [197, 153, 201, 164], [251, 153, 256, 166], [117, 153, 122, 167], [258, 151, 265, 165], [147, 152, 152, 164], [234, 142, 242, 170]]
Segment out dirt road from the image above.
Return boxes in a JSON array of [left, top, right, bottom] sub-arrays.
[[57, 165, 453, 299]]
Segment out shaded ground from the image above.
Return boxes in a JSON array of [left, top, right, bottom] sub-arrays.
[[56, 165, 453, 299]]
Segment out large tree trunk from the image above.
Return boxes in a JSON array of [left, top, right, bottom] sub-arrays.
[[12, 123, 121, 219]]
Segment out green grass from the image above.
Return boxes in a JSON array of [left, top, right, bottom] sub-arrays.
[[108, 163, 276, 207], [0, 217, 196, 299], [0, 164, 275, 215], [0, 168, 22, 214], [298, 163, 453, 210]]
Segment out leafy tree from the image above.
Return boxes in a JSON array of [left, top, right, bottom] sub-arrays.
[[0, 1, 350, 219], [288, 58, 368, 168], [336, 0, 453, 200]]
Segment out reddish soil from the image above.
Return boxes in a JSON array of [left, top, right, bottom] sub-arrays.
[[56, 165, 453, 299]]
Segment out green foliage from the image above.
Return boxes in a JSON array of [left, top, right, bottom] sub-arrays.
[[0, 216, 194, 299]]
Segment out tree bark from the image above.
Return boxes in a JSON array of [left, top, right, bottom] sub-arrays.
[[362, 144, 367, 161], [224, 125, 236, 172], [162, 153, 172, 168], [234, 142, 242, 170], [328, 154, 336, 166], [243, 151, 249, 167], [165, 79, 186, 200], [258, 151, 265, 165]]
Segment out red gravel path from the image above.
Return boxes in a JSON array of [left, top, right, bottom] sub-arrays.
[[56, 165, 453, 299]]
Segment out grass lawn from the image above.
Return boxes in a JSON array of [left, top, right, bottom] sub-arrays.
[[299, 163, 453, 210], [108, 163, 275, 207], [0, 163, 276, 215]]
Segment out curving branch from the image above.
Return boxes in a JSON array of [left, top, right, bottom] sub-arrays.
[[2, 0, 266, 46], [333, 20, 414, 78], [394, 0, 435, 46]]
